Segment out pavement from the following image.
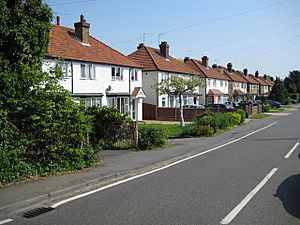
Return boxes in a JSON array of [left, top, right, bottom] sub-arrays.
[[0, 115, 280, 218]]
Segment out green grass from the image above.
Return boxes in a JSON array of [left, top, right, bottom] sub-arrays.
[[250, 114, 271, 119], [281, 105, 293, 109], [138, 124, 184, 138]]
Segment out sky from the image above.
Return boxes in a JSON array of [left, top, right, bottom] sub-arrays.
[[45, 0, 300, 79]]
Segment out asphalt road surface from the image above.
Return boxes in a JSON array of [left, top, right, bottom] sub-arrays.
[[6, 108, 300, 225]]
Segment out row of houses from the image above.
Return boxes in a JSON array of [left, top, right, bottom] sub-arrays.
[[43, 15, 274, 121]]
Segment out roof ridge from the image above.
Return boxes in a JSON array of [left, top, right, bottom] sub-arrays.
[[144, 46, 160, 71]]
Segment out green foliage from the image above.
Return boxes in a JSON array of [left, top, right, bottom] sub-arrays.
[[236, 109, 246, 124], [138, 127, 169, 150], [262, 104, 271, 112], [183, 112, 241, 137], [138, 123, 183, 138], [269, 77, 288, 104], [284, 70, 300, 93], [0, 1, 98, 184], [86, 106, 133, 149]]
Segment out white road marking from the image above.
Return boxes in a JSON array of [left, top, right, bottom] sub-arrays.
[[0, 219, 13, 225], [51, 122, 278, 209], [220, 168, 278, 224], [284, 142, 299, 159]]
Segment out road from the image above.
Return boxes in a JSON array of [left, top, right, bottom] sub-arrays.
[[5, 107, 300, 225]]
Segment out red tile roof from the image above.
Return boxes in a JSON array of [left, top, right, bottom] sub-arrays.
[[208, 89, 224, 95], [236, 71, 259, 84], [223, 70, 248, 83], [264, 77, 274, 86], [255, 76, 269, 86], [128, 46, 202, 76], [185, 59, 231, 81], [47, 25, 142, 68]]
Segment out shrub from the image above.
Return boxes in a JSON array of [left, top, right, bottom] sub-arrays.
[[230, 113, 242, 125], [86, 106, 133, 149], [262, 104, 271, 112], [237, 109, 246, 123], [138, 127, 168, 150]]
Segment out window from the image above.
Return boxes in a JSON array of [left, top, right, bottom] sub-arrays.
[[108, 97, 129, 115], [131, 69, 138, 81], [61, 62, 71, 77], [85, 97, 101, 107], [161, 72, 168, 82], [81, 64, 95, 80], [111, 67, 123, 81], [169, 96, 175, 108], [207, 79, 211, 86], [220, 80, 223, 87], [213, 79, 217, 87], [161, 97, 166, 107]]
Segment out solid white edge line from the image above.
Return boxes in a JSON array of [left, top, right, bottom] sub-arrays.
[[284, 142, 299, 159], [220, 168, 278, 225], [0, 219, 13, 225], [51, 122, 278, 209]]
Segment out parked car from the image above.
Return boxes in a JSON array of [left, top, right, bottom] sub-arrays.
[[290, 98, 297, 104], [225, 101, 239, 108], [271, 101, 281, 108], [252, 100, 261, 106], [238, 100, 253, 106], [183, 104, 205, 109], [206, 104, 234, 109]]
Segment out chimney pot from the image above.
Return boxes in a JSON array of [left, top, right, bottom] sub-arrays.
[[184, 57, 190, 62], [263, 74, 267, 80], [159, 41, 169, 58], [243, 68, 248, 76], [137, 43, 145, 50], [201, 56, 209, 67], [56, 16, 60, 26], [227, 63, 233, 72], [74, 14, 90, 44], [255, 70, 259, 78]]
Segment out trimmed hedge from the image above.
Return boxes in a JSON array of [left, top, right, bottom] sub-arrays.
[[183, 111, 242, 137]]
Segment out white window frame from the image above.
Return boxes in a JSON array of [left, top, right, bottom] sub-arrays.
[[85, 97, 102, 107], [81, 64, 96, 80], [108, 97, 129, 115], [213, 79, 217, 87], [131, 69, 138, 81], [111, 67, 124, 81]]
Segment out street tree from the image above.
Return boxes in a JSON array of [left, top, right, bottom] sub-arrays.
[[155, 76, 204, 127], [0, 0, 96, 184], [269, 77, 288, 104], [284, 70, 300, 93]]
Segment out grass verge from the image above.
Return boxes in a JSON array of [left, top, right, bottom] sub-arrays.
[[250, 114, 271, 119], [138, 123, 184, 138]]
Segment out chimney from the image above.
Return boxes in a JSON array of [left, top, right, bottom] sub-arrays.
[[243, 68, 248, 76], [184, 57, 190, 62], [201, 56, 209, 67], [227, 63, 233, 72], [159, 41, 169, 58], [74, 15, 90, 44], [255, 70, 259, 78], [56, 16, 60, 26], [137, 43, 145, 50], [263, 74, 267, 80], [212, 64, 217, 68]]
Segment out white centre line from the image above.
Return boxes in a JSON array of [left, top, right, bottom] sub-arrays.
[[284, 142, 299, 159], [51, 122, 277, 209], [220, 168, 278, 224], [0, 219, 13, 225]]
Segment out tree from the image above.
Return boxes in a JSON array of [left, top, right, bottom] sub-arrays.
[[0, 0, 96, 184], [284, 70, 300, 93], [269, 77, 288, 104], [155, 76, 204, 127]]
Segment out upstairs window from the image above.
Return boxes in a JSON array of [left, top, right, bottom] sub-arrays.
[[207, 79, 211, 86], [61, 62, 71, 77], [111, 67, 123, 81], [81, 64, 95, 80], [220, 80, 223, 87], [213, 79, 217, 87], [131, 69, 138, 81]]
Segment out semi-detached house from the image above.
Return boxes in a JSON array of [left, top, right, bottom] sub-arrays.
[[43, 15, 145, 121], [221, 63, 248, 103], [128, 42, 205, 108], [184, 56, 230, 105]]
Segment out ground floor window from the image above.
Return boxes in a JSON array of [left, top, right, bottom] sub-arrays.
[[108, 97, 130, 115], [85, 97, 102, 107]]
